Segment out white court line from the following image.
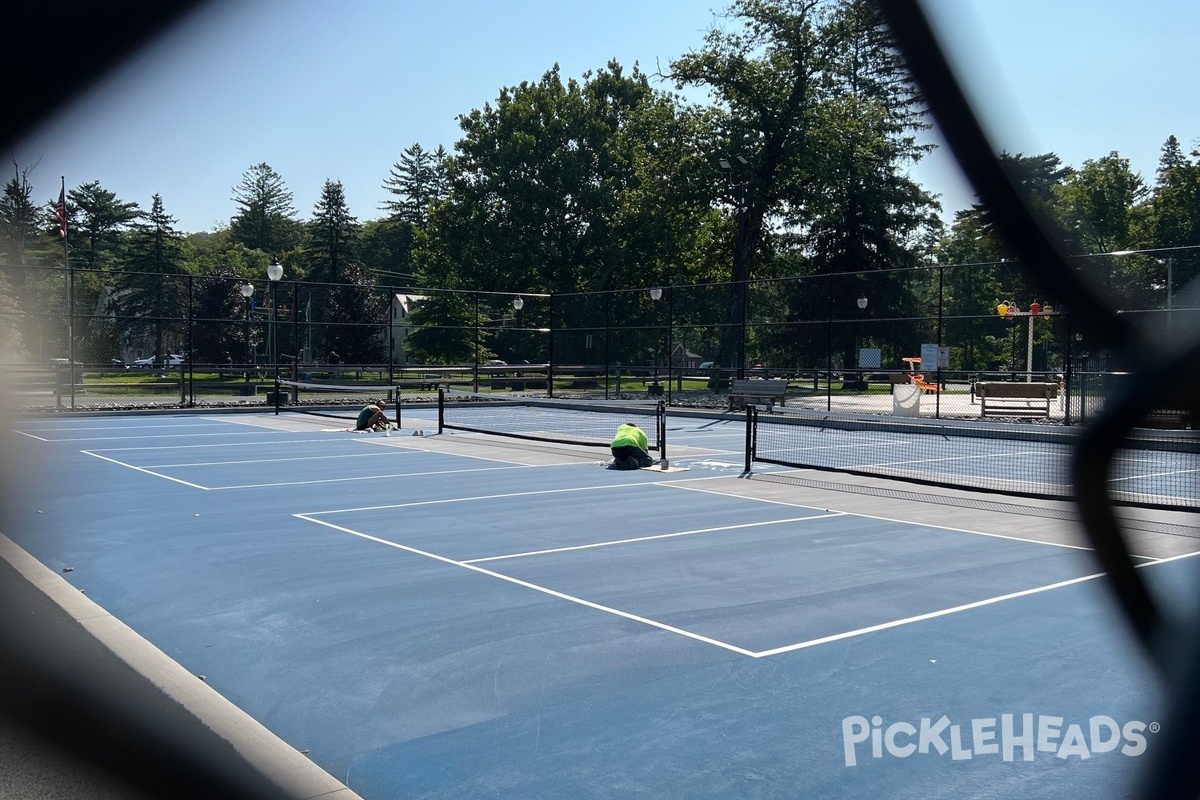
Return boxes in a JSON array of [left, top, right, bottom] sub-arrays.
[[462, 512, 847, 563], [751, 549, 1200, 658], [90, 438, 360, 452], [31, 431, 295, 443], [303, 481, 654, 516], [17, 422, 220, 432], [209, 462, 582, 491], [298, 514, 757, 658], [12, 430, 49, 442], [142, 450, 425, 469], [81, 451, 211, 490], [663, 479, 1095, 553]]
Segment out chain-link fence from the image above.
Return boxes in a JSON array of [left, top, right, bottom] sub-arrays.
[[3, 256, 1196, 426]]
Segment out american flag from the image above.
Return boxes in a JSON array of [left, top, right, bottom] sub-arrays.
[[55, 184, 67, 239]]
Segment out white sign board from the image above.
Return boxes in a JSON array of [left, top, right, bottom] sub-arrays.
[[920, 343, 949, 369]]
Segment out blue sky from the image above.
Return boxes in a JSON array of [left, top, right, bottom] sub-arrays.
[[12, 0, 1199, 235]]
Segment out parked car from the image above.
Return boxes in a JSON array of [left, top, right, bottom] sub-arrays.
[[132, 354, 184, 368]]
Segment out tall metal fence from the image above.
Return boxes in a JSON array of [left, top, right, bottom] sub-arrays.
[[2, 254, 1196, 426]]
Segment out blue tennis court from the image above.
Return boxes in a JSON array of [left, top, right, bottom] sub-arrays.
[[6, 406, 1198, 799]]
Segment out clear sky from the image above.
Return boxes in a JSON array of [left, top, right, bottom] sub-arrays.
[[11, 0, 1199, 235]]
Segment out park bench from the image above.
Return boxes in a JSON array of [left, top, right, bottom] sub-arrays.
[[730, 378, 789, 412], [973, 381, 1059, 418]]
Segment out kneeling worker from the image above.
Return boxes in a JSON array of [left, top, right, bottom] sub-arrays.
[[356, 399, 391, 431], [610, 422, 655, 470]]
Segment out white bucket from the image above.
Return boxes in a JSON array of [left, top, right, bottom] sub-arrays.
[[893, 384, 921, 417]]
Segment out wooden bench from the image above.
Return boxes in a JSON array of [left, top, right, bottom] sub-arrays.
[[973, 381, 1059, 418], [730, 378, 789, 411]]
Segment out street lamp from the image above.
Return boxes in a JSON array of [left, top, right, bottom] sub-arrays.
[[649, 287, 664, 396], [720, 154, 751, 380], [512, 297, 523, 378], [852, 295, 869, 390], [239, 282, 254, 382], [267, 259, 284, 390]]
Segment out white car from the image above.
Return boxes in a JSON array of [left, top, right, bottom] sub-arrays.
[[132, 354, 184, 368]]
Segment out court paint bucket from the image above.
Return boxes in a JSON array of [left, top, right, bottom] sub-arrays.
[[892, 384, 921, 417]]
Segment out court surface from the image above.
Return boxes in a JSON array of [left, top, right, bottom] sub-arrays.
[[5, 403, 1200, 799]]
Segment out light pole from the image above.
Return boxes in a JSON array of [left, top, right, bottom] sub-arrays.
[[852, 294, 868, 390], [649, 287, 663, 396], [239, 282, 254, 382], [719, 155, 750, 381], [512, 296, 523, 389], [267, 259, 284, 390]]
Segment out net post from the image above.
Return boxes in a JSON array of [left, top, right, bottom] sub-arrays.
[[744, 405, 755, 474], [273, 378, 280, 415], [657, 400, 668, 468], [394, 385, 402, 429], [438, 388, 445, 435]]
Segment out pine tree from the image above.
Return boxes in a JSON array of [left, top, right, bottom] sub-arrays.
[[230, 163, 299, 255], [68, 181, 140, 271], [118, 194, 189, 362], [0, 161, 40, 268], [307, 179, 360, 284], [381, 143, 448, 225]]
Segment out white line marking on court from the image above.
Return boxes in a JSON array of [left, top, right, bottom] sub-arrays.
[[12, 430, 49, 442], [90, 438, 358, 452], [304, 481, 654, 516], [17, 422, 219, 432], [298, 514, 758, 658], [462, 513, 847, 563], [671, 477, 1096, 554], [38, 431, 295, 443], [751, 572, 1109, 657], [209, 462, 581, 490], [205, 416, 301, 429], [752, 549, 1200, 658], [364, 438, 533, 465], [80, 451, 211, 490], [142, 450, 425, 469]]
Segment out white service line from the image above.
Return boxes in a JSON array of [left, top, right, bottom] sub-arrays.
[[142, 450, 424, 469], [90, 438, 355, 452], [303, 481, 653, 516], [81, 451, 211, 490], [752, 548, 1200, 657], [752, 573, 1108, 657], [12, 430, 49, 442], [299, 514, 758, 658], [662, 480, 1096, 554], [463, 512, 847, 563], [209, 462, 580, 490], [38, 431, 297, 443]]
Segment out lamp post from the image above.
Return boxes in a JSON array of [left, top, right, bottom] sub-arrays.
[[239, 282, 254, 382], [719, 155, 751, 381], [512, 296, 523, 388], [649, 287, 663, 396], [852, 294, 868, 391], [267, 259, 283, 390]]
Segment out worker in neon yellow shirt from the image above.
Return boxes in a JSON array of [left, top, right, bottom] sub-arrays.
[[610, 422, 654, 470]]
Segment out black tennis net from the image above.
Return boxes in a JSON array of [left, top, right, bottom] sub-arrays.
[[746, 406, 1199, 511], [274, 379, 400, 426], [439, 389, 665, 453]]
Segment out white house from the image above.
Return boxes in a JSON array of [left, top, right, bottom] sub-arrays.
[[390, 293, 426, 364]]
